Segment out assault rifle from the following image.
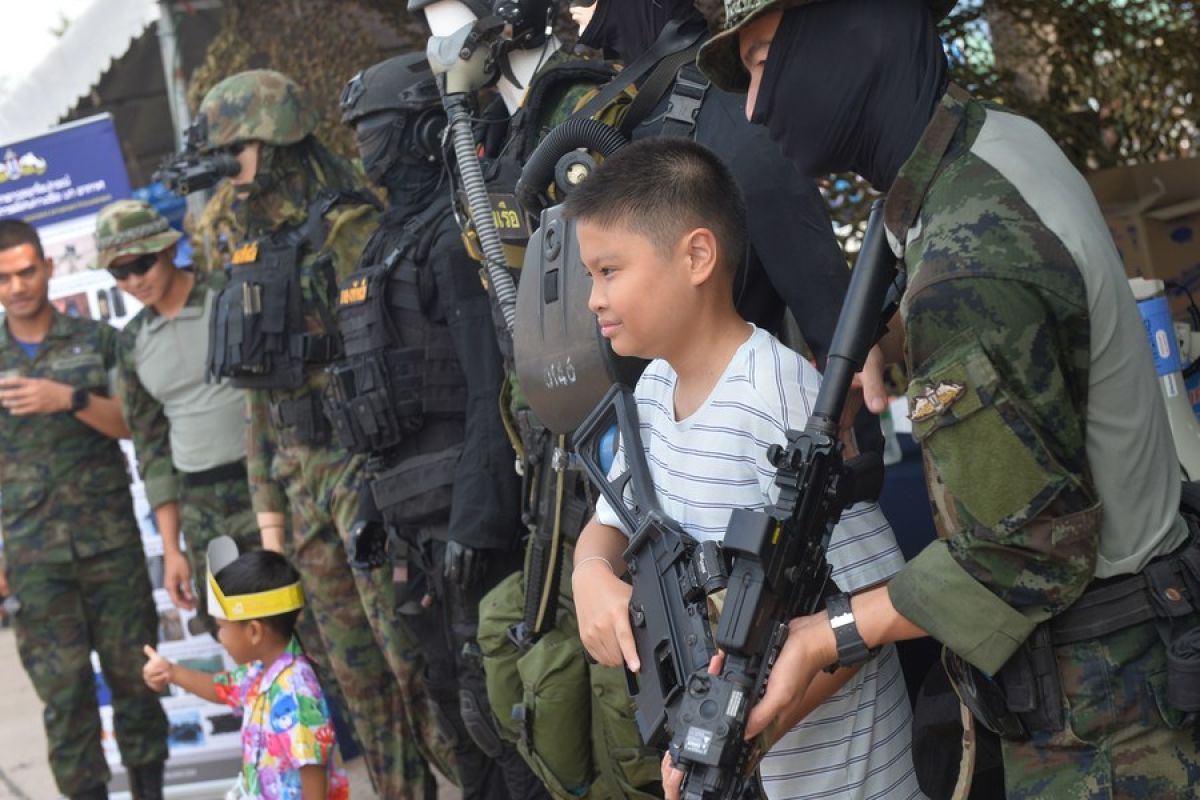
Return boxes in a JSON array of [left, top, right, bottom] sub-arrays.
[[154, 113, 240, 196], [573, 200, 903, 799]]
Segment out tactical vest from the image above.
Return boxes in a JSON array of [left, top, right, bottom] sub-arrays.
[[207, 194, 345, 391], [324, 200, 468, 525]]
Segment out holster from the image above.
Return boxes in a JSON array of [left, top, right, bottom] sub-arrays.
[[268, 391, 331, 448]]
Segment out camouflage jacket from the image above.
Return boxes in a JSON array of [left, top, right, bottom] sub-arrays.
[[884, 84, 1188, 675], [245, 199, 380, 514], [116, 269, 247, 509], [0, 312, 138, 568]]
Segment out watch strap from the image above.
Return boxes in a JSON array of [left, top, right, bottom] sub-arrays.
[[70, 387, 89, 413], [826, 592, 878, 671]]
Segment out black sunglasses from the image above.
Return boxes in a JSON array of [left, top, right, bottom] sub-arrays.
[[107, 252, 159, 281]]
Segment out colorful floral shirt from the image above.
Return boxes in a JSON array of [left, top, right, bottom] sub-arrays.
[[213, 640, 349, 799]]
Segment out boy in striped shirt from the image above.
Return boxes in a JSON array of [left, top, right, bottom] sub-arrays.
[[567, 137, 923, 800]]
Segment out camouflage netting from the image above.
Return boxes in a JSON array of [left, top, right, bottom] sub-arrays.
[[187, 0, 428, 159], [187, 0, 1197, 250]]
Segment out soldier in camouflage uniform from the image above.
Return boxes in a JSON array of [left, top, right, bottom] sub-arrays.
[[698, 1, 1200, 797], [0, 219, 168, 800], [91, 199, 260, 639], [196, 70, 457, 798]]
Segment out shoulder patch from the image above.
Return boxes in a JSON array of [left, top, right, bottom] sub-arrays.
[[911, 381, 966, 423]]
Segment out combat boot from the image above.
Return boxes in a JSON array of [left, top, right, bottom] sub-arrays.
[[68, 785, 108, 800], [127, 761, 164, 800]]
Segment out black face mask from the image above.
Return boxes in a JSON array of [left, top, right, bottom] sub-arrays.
[[578, 0, 707, 62], [751, 0, 948, 191]]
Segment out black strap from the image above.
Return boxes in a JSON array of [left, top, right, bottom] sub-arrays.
[[659, 63, 711, 139], [570, 19, 706, 125], [618, 40, 706, 138]]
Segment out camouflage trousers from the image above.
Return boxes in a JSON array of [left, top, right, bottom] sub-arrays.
[[11, 545, 168, 796], [274, 442, 457, 799], [1002, 613, 1200, 799], [178, 474, 261, 637]]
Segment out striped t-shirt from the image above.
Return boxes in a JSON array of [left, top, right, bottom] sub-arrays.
[[595, 325, 923, 800]]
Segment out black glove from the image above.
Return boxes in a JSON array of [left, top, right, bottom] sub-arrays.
[[443, 540, 485, 589]]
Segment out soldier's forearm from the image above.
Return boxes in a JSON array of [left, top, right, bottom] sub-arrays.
[[154, 502, 183, 553], [77, 394, 132, 439]]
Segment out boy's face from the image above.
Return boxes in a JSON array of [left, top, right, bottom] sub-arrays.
[[216, 619, 257, 665], [578, 219, 694, 360]]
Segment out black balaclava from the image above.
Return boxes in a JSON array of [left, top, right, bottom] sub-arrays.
[[355, 111, 443, 219], [750, 0, 948, 191], [578, 0, 707, 62]]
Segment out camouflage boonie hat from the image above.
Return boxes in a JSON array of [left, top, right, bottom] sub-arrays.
[[93, 199, 182, 270], [698, 0, 957, 93], [196, 69, 318, 150]]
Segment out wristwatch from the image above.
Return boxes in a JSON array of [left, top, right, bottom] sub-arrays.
[[825, 592, 878, 671], [69, 387, 90, 414]]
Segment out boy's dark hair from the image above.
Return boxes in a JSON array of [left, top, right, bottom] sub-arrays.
[[0, 219, 45, 262], [564, 138, 748, 277], [214, 550, 302, 639]]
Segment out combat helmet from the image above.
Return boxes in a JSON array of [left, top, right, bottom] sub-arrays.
[[93, 199, 182, 270], [194, 69, 319, 151], [340, 52, 442, 126]]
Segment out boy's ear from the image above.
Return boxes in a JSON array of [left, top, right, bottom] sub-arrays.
[[245, 619, 265, 645], [682, 227, 720, 287]]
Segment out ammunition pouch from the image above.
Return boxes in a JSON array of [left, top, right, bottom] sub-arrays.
[[370, 444, 462, 529], [268, 391, 331, 448], [208, 229, 343, 390], [948, 513, 1200, 738]]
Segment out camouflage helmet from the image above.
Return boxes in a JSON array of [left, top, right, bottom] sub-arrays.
[[195, 70, 319, 150], [698, 0, 957, 93], [93, 199, 182, 270]]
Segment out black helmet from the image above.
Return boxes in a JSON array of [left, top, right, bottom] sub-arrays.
[[340, 52, 442, 126], [407, 0, 554, 49]]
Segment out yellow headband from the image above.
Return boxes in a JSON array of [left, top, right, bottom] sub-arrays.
[[205, 535, 304, 622]]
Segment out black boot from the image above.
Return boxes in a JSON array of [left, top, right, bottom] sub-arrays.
[[69, 785, 108, 800], [127, 761, 164, 800]]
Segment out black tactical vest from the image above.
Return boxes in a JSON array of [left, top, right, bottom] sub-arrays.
[[207, 201, 344, 390], [323, 201, 468, 523]]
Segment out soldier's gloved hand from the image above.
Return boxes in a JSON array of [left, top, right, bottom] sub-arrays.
[[162, 551, 197, 611], [443, 541, 484, 589], [142, 645, 173, 692]]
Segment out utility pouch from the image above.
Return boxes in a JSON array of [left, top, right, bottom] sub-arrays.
[[268, 392, 331, 448], [370, 445, 462, 527], [1167, 626, 1200, 712], [998, 624, 1064, 733]]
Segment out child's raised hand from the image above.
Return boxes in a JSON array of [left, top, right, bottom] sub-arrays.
[[142, 644, 172, 692]]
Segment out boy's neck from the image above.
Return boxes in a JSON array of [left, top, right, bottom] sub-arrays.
[[664, 303, 752, 420], [256, 635, 291, 671]]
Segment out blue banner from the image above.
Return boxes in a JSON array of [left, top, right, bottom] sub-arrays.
[[0, 114, 131, 227]]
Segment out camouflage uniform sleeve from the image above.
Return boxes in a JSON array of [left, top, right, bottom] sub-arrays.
[[245, 389, 286, 514], [115, 326, 179, 509], [887, 275, 1100, 675]]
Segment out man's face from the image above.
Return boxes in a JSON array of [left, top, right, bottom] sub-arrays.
[[739, 11, 784, 121], [110, 248, 176, 309], [0, 243, 52, 322], [579, 218, 691, 360], [232, 142, 260, 195]]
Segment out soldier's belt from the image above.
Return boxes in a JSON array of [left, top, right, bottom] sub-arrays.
[[180, 460, 249, 489], [1050, 528, 1199, 645]]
